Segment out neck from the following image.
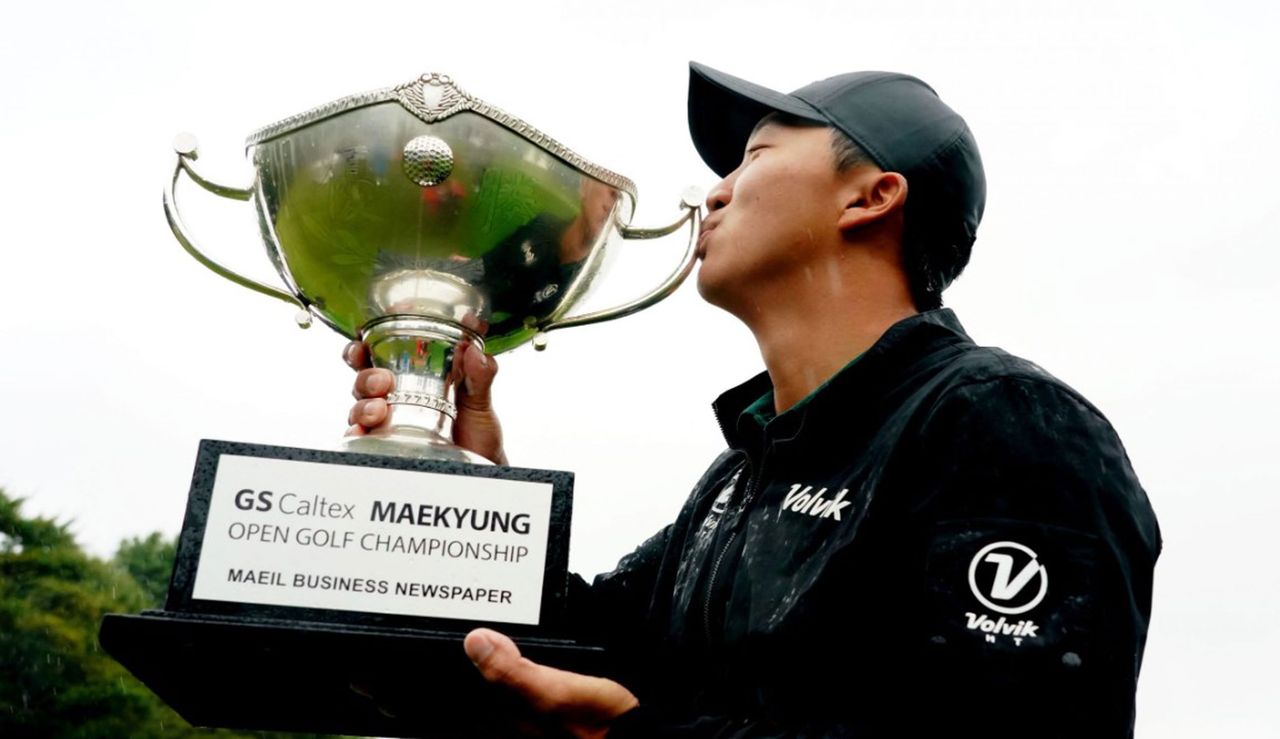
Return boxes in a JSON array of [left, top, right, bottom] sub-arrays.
[[742, 253, 918, 413]]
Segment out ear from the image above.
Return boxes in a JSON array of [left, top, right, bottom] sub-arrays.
[[836, 171, 908, 234]]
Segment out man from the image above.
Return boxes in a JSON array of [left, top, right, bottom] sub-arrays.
[[347, 62, 1161, 737]]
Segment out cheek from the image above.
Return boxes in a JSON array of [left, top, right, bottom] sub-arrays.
[[734, 161, 828, 224], [729, 181, 822, 256]]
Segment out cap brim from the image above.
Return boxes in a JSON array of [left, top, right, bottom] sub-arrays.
[[688, 62, 826, 177]]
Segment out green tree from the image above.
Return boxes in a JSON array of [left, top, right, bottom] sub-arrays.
[[113, 532, 176, 607], [0, 489, 330, 738]]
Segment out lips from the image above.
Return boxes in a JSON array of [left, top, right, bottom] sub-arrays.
[[697, 220, 719, 258]]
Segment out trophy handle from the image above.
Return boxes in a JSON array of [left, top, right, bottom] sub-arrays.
[[534, 187, 704, 348], [162, 133, 313, 327]]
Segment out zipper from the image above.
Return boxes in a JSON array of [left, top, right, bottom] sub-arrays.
[[702, 454, 768, 641], [702, 528, 739, 641], [712, 404, 734, 456]]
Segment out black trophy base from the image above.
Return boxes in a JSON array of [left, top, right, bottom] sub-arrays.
[[100, 610, 606, 737]]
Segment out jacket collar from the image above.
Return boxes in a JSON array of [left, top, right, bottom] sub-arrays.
[[712, 309, 974, 453]]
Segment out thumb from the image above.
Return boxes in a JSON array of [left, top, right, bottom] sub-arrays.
[[465, 628, 557, 711], [464, 629, 636, 723], [458, 342, 498, 411]]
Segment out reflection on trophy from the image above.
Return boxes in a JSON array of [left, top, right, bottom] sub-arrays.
[[99, 72, 701, 736], [167, 71, 700, 461]]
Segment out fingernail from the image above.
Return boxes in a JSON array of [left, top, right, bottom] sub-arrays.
[[368, 372, 389, 394], [466, 633, 495, 663], [469, 342, 488, 367]]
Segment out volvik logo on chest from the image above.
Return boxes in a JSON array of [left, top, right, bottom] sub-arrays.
[[780, 484, 853, 521]]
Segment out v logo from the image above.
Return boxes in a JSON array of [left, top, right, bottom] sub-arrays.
[[982, 553, 1043, 600], [967, 541, 1049, 616]]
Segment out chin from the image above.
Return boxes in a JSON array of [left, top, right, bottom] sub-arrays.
[[694, 261, 720, 300], [694, 263, 741, 314]]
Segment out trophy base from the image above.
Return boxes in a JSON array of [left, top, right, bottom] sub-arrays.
[[100, 611, 606, 737], [98, 439, 586, 736]]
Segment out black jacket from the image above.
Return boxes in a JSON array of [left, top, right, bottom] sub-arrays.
[[574, 309, 1162, 738]]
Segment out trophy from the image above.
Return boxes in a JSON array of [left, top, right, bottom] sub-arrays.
[[99, 72, 701, 737]]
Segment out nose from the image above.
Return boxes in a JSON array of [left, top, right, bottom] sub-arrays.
[[705, 172, 735, 212]]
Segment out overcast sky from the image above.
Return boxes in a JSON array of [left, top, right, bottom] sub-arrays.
[[1, 0, 1277, 735]]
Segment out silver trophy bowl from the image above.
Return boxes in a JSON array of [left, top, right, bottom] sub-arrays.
[[165, 73, 701, 463]]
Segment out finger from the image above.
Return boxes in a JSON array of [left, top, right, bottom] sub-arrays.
[[458, 343, 498, 410], [352, 368, 393, 400], [344, 424, 367, 437], [464, 629, 636, 722], [347, 398, 388, 429], [465, 629, 563, 713], [343, 341, 371, 370]]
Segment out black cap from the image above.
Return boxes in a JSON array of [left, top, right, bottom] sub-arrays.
[[688, 61, 986, 256]]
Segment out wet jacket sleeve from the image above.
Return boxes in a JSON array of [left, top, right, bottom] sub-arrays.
[[902, 376, 1161, 737], [567, 525, 675, 688], [608, 376, 1160, 738]]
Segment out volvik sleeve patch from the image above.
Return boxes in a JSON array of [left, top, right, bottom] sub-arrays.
[[921, 518, 1105, 666], [895, 375, 1155, 732]]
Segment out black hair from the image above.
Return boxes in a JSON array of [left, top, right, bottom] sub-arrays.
[[828, 128, 972, 311]]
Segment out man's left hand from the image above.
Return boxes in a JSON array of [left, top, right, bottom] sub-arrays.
[[464, 628, 638, 738]]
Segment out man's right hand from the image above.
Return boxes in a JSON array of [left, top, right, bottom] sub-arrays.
[[343, 341, 508, 465]]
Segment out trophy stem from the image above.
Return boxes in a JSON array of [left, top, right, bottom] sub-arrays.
[[339, 317, 492, 465]]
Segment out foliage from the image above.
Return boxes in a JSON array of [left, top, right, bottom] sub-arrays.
[[113, 532, 177, 608], [0, 489, 330, 738]]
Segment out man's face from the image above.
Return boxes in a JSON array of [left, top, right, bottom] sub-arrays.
[[695, 120, 848, 313]]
